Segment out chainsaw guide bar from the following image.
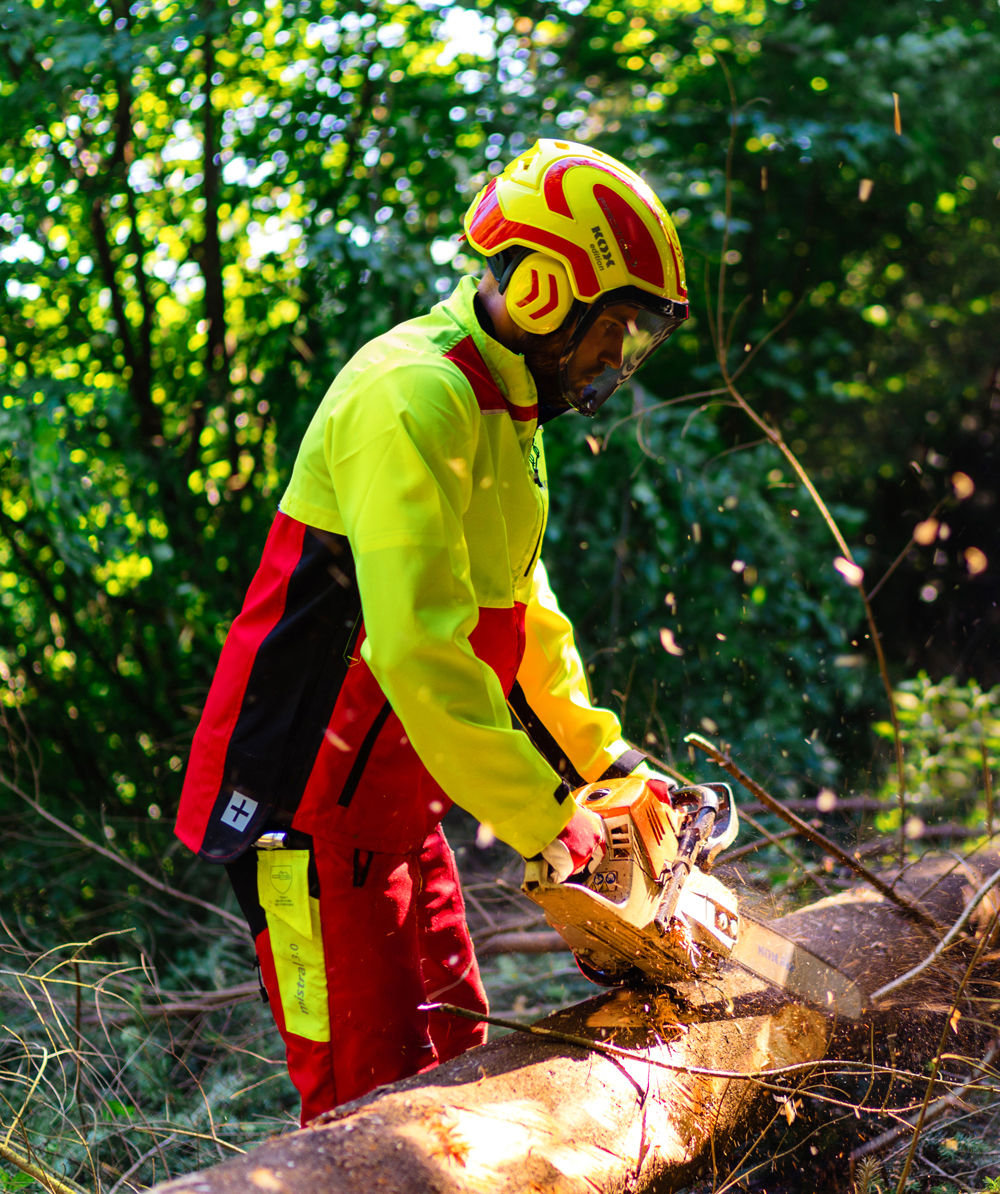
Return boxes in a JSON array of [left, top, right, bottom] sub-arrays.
[[523, 775, 867, 1020]]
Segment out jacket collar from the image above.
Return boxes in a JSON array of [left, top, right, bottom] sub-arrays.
[[443, 276, 539, 421]]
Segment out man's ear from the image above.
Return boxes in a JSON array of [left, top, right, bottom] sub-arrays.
[[477, 272, 523, 354]]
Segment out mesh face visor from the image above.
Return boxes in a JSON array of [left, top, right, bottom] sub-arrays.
[[558, 289, 689, 417]]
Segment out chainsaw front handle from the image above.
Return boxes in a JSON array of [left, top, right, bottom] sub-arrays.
[[669, 783, 739, 864]]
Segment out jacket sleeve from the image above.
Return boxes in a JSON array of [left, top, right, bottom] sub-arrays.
[[327, 357, 575, 858], [513, 559, 647, 784]]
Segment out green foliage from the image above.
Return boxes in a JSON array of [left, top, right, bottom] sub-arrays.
[[0, 1172, 34, 1191], [0, 0, 996, 884], [873, 673, 1000, 828]]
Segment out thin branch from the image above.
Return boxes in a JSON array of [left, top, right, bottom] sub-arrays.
[[868, 497, 948, 601], [599, 386, 729, 450], [728, 293, 805, 386], [684, 732, 941, 930], [0, 760, 247, 935], [736, 808, 834, 895], [107, 1135, 179, 1194], [871, 865, 1000, 1002], [722, 293, 750, 361], [703, 51, 909, 864], [421, 1004, 974, 1097], [0, 1139, 87, 1194], [717, 825, 802, 864], [700, 436, 769, 475], [708, 256, 909, 869], [681, 399, 738, 439]]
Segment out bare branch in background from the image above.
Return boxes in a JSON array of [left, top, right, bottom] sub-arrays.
[[686, 732, 940, 929], [709, 49, 909, 866], [0, 704, 246, 936]]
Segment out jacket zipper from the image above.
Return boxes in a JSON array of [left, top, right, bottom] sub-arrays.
[[523, 521, 544, 578]]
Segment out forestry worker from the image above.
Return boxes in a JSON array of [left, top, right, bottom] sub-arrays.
[[175, 139, 692, 1124]]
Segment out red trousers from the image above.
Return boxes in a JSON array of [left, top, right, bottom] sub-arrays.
[[231, 825, 488, 1125]]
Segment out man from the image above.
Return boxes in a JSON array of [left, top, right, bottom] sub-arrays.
[[175, 139, 691, 1123]]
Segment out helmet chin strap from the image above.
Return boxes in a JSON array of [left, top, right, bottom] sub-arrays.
[[478, 256, 584, 415], [487, 247, 533, 294]]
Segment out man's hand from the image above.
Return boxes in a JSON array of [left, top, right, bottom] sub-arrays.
[[540, 806, 607, 883], [643, 773, 678, 804], [630, 761, 679, 802]]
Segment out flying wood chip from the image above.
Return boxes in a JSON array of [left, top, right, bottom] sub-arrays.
[[952, 471, 975, 500], [659, 628, 684, 656], [965, 546, 988, 576], [913, 518, 939, 545], [833, 556, 865, 587]]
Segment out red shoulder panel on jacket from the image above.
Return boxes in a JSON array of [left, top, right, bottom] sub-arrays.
[[445, 335, 538, 422]]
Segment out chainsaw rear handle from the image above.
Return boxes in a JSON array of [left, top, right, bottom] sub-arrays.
[[669, 782, 738, 864]]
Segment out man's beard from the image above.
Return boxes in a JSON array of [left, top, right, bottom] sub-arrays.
[[520, 326, 574, 408]]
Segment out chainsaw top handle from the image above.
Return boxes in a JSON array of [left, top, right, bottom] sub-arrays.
[[669, 783, 737, 866]]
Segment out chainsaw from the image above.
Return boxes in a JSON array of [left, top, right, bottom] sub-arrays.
[[522, 775, 866, 1018]]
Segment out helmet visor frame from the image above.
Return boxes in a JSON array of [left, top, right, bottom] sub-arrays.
[[558, 288, 689, 417]]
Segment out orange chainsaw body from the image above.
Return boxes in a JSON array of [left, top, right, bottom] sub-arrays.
[[523, 776, 740, 984]]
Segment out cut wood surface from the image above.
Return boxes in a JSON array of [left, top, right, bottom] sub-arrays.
[[150, 853, 1000, 1194]]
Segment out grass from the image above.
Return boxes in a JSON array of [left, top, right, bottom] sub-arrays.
[[0, 810, 600, 1193]]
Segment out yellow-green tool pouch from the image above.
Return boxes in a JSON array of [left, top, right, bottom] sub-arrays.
[[225, 833, 331, 1044], [256, 846, 330, 1042]]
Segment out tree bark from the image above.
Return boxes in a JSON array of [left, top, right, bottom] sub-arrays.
[[187, 0, 231, 474], [150, 853, 1000, 1194]]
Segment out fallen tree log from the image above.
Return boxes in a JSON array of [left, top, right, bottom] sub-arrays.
[[151, 853, 1000, 1194]]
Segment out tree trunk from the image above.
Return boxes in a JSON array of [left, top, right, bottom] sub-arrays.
[[150, 853, 1000, 1194]]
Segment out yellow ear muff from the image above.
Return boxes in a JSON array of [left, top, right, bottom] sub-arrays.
[[505, 251, 574, 335]]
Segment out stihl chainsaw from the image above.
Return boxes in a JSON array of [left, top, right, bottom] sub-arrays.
[[522, 775, 866, 1018]]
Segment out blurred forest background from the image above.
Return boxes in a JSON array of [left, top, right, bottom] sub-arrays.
[[0, 0, 998, 1187]]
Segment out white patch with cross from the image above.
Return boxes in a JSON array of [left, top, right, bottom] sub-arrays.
[[220, 791, 258, 830]]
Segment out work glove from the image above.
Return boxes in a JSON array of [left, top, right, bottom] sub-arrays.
[[630, 760, 679, 804], [540, 805, 607, 884]]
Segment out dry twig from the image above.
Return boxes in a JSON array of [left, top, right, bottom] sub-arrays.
[[685, 732, 940, 929], [871, 866, 1000, 1002]]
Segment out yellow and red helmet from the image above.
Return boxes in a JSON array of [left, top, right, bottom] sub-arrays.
[[464, 139, 689, 414]]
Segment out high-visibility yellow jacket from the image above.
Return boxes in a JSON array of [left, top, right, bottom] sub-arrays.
[[175, 275, 644, 862]]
